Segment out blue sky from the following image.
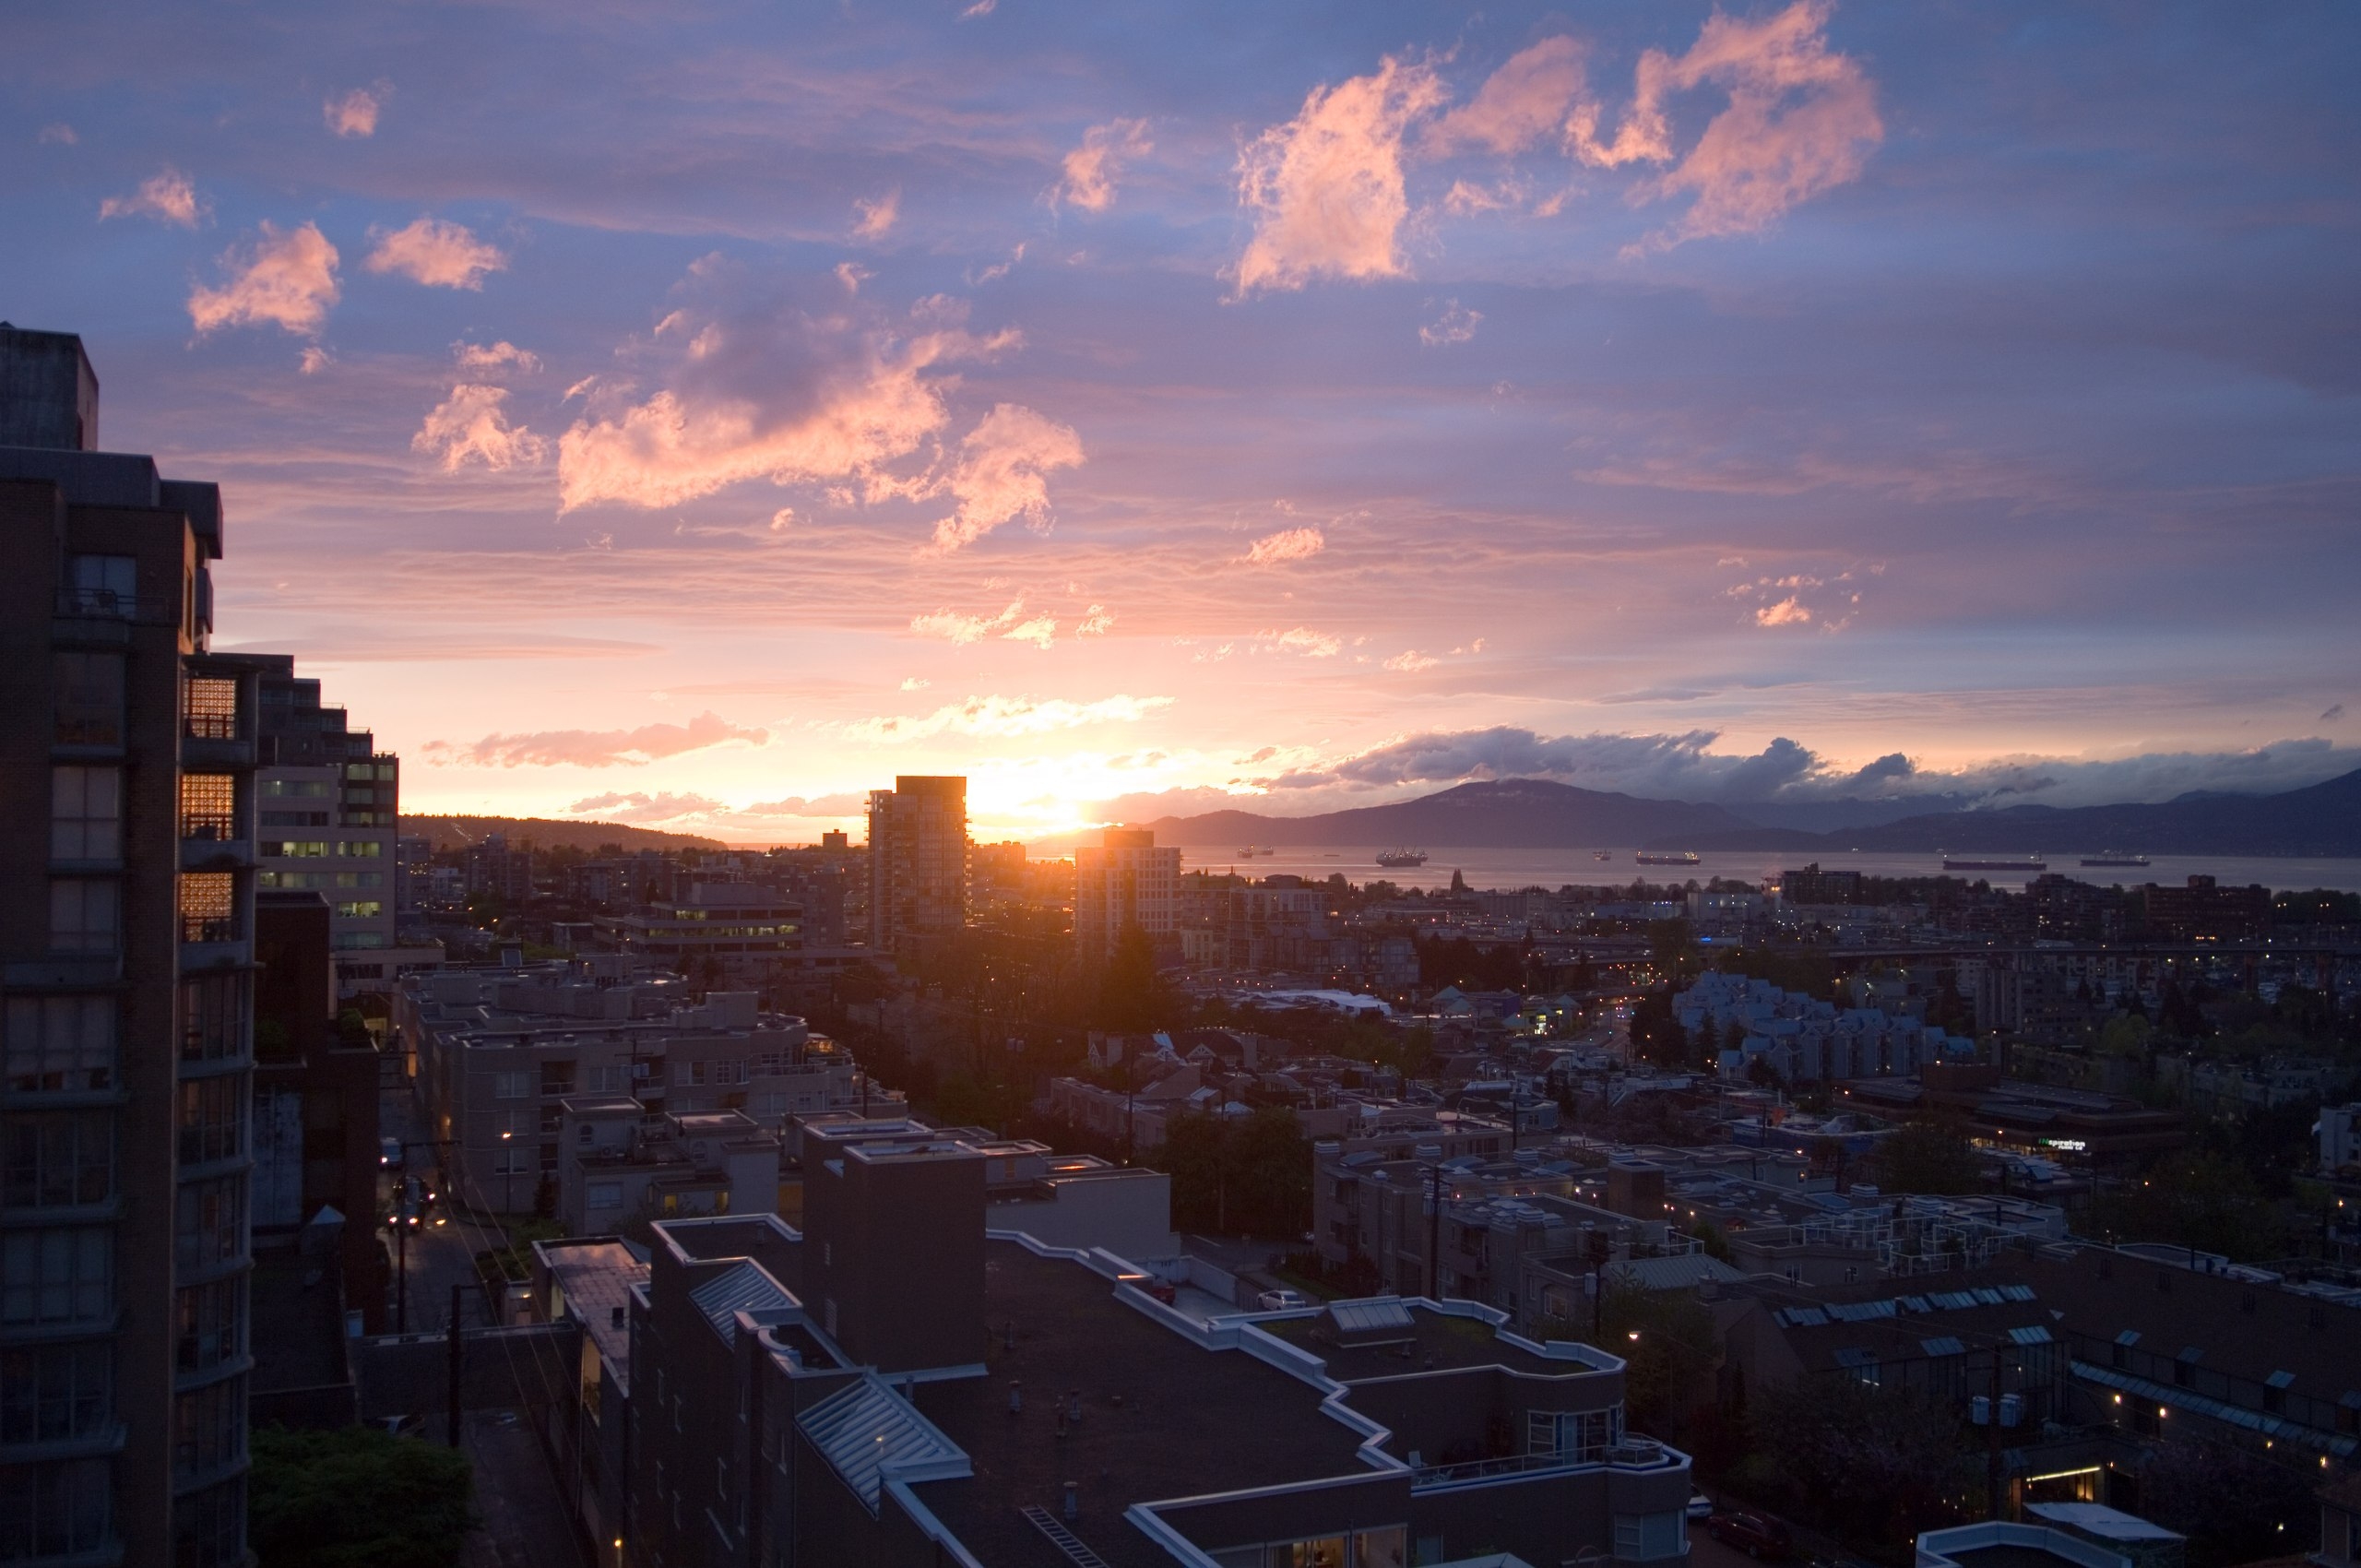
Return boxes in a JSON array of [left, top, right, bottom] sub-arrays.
[[6, 0, 2355, 839]]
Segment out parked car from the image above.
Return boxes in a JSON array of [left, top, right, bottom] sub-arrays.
[[1687, 1492, 1714, 1521], [1705, 1512, 1793, 1560], [1256, 1289, 1310, 1311]]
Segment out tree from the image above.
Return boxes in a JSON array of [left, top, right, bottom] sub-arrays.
[[1866, 1117, 1982, 1195], [1536, 1286, 1719, 1434], [1093, 923, 1167, 1033], [2091, 1150, 2284, 1260], [2133, 1440, 2318, 1568], [1749, 1375, 1969, 1546], [249, 1424, 476, 1568]]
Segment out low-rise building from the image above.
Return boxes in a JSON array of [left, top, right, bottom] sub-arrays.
[[555, 1103, 782, 1234]]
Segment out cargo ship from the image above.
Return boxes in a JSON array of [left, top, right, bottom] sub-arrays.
[[1375, 848, 1429, 868], [1594, 849, 1615, 862], [1635, 850, 1702, 867], [2079, 853, 2151, 868], [1942, 856, 2047, 873]]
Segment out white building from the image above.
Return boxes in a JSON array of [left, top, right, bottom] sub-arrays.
[[1074, 826, 1180, 960]]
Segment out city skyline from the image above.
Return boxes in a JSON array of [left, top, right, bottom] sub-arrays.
[[6, 2, 2357, 842]]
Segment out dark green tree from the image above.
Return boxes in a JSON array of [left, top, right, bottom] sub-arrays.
[[1093, 923, 1167, 1033], [1866, 1117, 1983, 1195], [249, 1425, 476, 1568], [1749, 1374, 1969, 1546], [2134, 1439, 2319, 1568]]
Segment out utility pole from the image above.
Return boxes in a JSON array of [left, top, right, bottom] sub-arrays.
[[1987, 1348, 2005, 1521], [447, 1284, 465, 1447], [1426, 1164, 1442, 1301]]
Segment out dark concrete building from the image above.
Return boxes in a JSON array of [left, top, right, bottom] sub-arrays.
[[615, 1123, 1693, 1567], [2, 325, 257, 1566]]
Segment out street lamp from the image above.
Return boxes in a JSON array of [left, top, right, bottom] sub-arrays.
[[500, 1129, 515, 1217]]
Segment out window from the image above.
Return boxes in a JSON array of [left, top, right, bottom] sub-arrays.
[[176, 1277, 246, 1373], [260, 779, 333, 799], [0, 1458, 113, 1561], [587, 1182, 623, 1211], [540, 1063, 577, 1097], [0, 1342, 113, 1445], [53, 652, 125, 747], [173, 1475, 244, 1568], [264, 840, 329, 858], [175, 1177, 245, 1273], [1528, 1406, 1621, 1462], [67, 553, 136, 616], [1613, 1512, 1685, 1562], [180, 872, 236, 944], [178, 1077, 244, 1165], [179, 774, 236, 842], [4, 1111, 116, 1207], [1352, 1527, 1407, 1568], [182, 675, 237, 740], [173, 1376, 247, 1479], [588, 1066, 624, 1094], [333, 900, 383, 920], [49, 878, 119, 953], [1, 1228, 113, 1326], [52, 766, 122, 861], [5, 995, 116, 1094], [493, 1072, 531, 1100], [180, 975, 246, 1064], [336, 839, 385, 857]]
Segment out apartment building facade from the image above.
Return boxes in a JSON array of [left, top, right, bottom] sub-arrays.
[[1074, 826, 1180, 961], [866, 776, 967, 953], [2, 326, 255, 1567]]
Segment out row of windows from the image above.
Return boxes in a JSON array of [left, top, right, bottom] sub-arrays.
[[0, 1342, 113, 1446], [0, 1229, 113, 1328], [0, 1458, 113, 1560], [5, 995, 115, 1095], [257, 870, 383, 890], [3, 1111, 115, 1208]]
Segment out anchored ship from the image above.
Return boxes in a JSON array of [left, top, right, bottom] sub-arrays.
[[1635, 850, 1702, 867], [2080, 853, 2151, 868], [1942, 855, 2047, 873], [1375, 848, 1429, 868]]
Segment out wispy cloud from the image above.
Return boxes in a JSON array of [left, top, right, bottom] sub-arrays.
[[852, 188, 899, 240], [1257, 626, 1342, 657], [741, 792, 868, 816], [365, 218, 508, 290], [909, 596, 1104, 647], [1235, 55, 1447, 294], [38, 123, 77, 146], [1575, 0, 1881, 251], [1422, 35, 1588, 157], [411, 385, 548, 471], [427, 710, 767, 767], [455, 340, 541, 374], [555, 294, 1021, 513], [1054, 118, 1152, 211], [187, 220, 339, 337], [566, 790, 729, 822], [929, 403, 1086, 552], [841, 693, 1171, 742], [1418, 301, 1481, 346], [100, 167, 204, 227], [325, 81, 390, 137], [1241, 526, 1325, 565], [1382, 649, 1440, 671]]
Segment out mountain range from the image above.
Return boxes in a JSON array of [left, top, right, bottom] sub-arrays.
[[1140, 768, 2361, 859]]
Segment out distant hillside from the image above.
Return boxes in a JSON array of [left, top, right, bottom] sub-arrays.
[[1145, 778, 1751, 849], [1667, 766, 2361, 857], [404, 815, 728, 854]]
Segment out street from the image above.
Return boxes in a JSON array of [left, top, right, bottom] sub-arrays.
[[380, 1087, 513, 1333]]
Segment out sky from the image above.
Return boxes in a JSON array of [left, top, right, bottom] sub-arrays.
[[6, 1, 2357, 844]]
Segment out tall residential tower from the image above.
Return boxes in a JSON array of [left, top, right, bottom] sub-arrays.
[[2, 326, 255, 1567], [866, 776, 968, 953]]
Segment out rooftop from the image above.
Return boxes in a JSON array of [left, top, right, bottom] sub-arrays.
[[537, 1239, 649, 1389], [903, 1240, 1376, 1568], [1257, 1299, 1598, 1382]]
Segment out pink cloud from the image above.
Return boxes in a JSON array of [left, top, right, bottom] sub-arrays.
[[427, 710, 767, 767], [1235, 55, 1448, 294], [411, 385, 548, 472], [325, 82, 390, 137], [852, 188, 899, 240], [1241, 526, 1325, 565], [841, 693, 1169, 743], [1755, 598, 1812, 626], [186, 220, 339, 337], [929, 403, 1086, 552], [1054, 118, 1151, 212], [365, 218, 509, 290], [1418, 301, 1481, 346], [100, 167, 204, 227], [554, 305, 1018, 513], [1575, 0, 1881, 249], [455, 339, 541, 374], [1422, 36, 1588, 157]]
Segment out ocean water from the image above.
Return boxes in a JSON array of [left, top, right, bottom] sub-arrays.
[[1175, 845, 2361, 896]]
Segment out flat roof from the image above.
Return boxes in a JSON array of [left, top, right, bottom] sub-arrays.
[[1258, 1302, 1584, 1381], [539, 1239, 649, 1389], [906, 1241, 1375, 1568]]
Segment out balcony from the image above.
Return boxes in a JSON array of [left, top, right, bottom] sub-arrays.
[[181, 676, 251, 770], [1409, 1436, 1679, 1493]]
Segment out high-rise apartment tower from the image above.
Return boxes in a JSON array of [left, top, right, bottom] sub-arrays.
[[2, 326, 256, 1566], [1073, 826, 1180, 961], [865, 777, 967, 952]]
